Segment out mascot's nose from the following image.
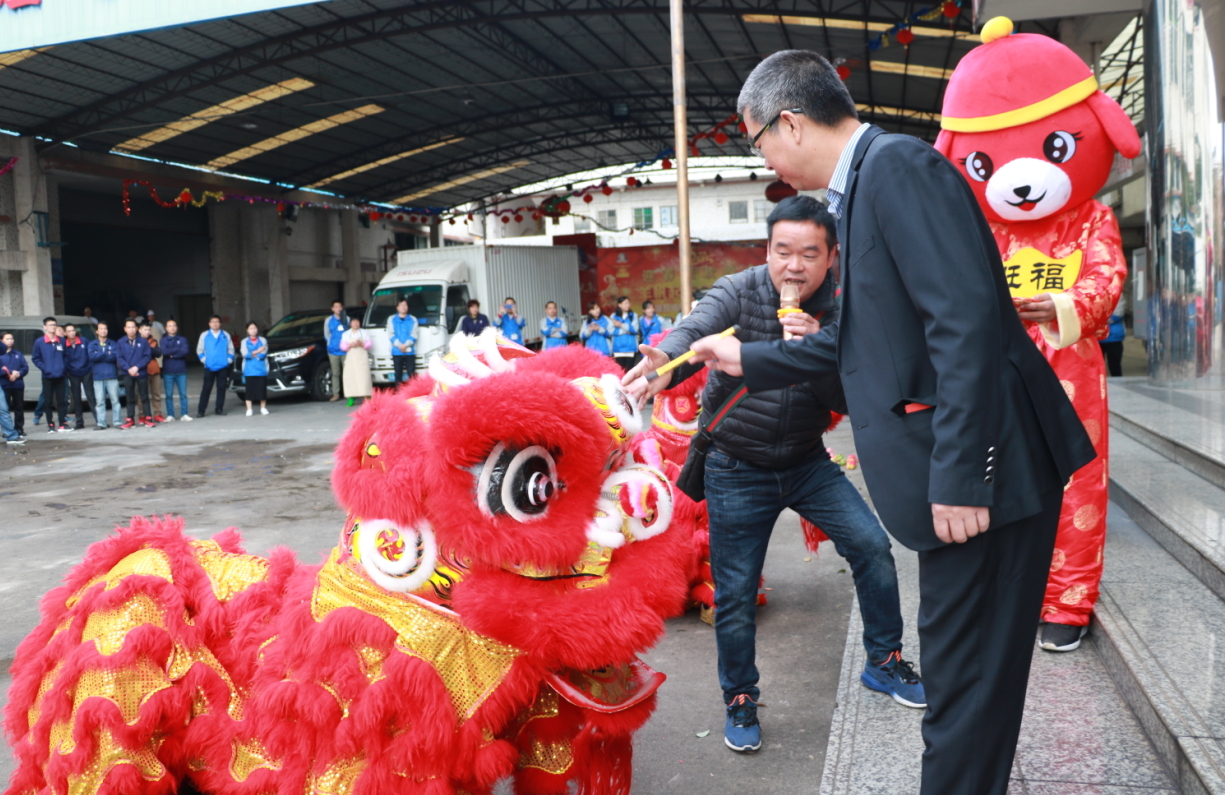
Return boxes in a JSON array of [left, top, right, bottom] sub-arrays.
[[1013, 185, 1032, 200]]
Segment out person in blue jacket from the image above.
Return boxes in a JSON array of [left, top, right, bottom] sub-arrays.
[[196, 315, 235, 417], [385, 297, 418, 384], [540, 301, 567, 350], [31, 316, 69, 432], [159, 319, 191, 421], [609, 296, 639, 372], [580, 302, 612, 356], [63, 323, 92, 430], [495, 297, 527, 345], [639, 300, 663, 344], [323, 301, 349, 402], [87, 322, 121, 430], [461, 299, 490, 336], [240, 321, 270, 416], [0, 331, 29, 437], [116, 317, 155, 429]]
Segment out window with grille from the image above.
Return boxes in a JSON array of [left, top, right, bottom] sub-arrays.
[[597, 209, 617, 229], [754, 199, 771, 222], [660, 205, 678, 227], [633, 207, 654, 230], [729, 201, 749, 223], [573, 216, 592, 233]]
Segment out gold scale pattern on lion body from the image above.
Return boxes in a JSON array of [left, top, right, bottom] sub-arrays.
[[311, 549, 522, 723]]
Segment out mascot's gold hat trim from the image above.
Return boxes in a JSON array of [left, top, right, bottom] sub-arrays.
[[941, 75, 1098, 133]]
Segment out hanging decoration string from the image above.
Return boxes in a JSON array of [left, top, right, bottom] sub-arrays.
[[869, 2, 962, 51], [0, 157, 18, 178]]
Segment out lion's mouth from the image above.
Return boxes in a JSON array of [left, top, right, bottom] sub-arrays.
[[504, 540, 614, 586]]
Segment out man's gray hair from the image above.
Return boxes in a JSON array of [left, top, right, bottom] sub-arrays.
[[738, 50, 858, 130]]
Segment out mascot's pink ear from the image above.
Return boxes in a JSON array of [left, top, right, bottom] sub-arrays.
[[934, 129, 955, 158], [1086, 91, 1142, 159]]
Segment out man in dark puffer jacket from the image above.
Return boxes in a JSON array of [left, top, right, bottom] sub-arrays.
[[625, 196, 922, 753]]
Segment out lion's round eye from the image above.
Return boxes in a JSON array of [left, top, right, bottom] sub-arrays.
[[1043, 131, 1077, 164], [963, 151, 994, 182], [477, 443, 559, 522]]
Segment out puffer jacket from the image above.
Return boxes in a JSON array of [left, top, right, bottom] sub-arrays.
[[657, 264, 845, 469]]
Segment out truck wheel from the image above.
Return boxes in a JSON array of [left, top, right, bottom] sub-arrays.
[[311, 363, 332, 401]]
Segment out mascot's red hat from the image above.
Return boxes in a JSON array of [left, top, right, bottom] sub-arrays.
[[936, 17, 1140, 158]]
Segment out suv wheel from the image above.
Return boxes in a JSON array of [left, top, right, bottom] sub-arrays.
[[311, 363, 332, 401]]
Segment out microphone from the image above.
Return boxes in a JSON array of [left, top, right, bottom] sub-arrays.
[[779, 284, 801, 340]]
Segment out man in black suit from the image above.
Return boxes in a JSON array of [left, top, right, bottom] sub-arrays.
[[683, 51, 1096, 795]]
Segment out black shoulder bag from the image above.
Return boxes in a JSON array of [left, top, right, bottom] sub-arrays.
[[674, 382, 750, 502]]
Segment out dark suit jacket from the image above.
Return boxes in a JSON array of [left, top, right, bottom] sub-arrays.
[[741, 125, 1095, 551]]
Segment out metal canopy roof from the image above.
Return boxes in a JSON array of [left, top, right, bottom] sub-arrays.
[[0, 0, 1061, 209]]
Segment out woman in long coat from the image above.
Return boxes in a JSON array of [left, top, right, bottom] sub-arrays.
[[339, 316, 373, 406]]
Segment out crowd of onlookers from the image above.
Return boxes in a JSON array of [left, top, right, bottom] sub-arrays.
[[459, 295, 676, 373], [0, 309, 278, 446]]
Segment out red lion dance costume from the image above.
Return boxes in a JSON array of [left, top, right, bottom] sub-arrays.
[[3, 330, 694, 795], [936, 17, 1140, 643]]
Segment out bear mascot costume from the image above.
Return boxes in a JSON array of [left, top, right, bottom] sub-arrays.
[[3, 330, 694, 795], [935, 16, 1141, 652]]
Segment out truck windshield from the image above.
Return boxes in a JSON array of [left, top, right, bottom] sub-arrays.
[[366, 285, 443, 328]]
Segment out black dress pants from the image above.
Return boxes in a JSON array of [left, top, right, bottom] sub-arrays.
[[42, 376, 66, 428], [393, 355, 416, 384], [1100, 341, 1123, 377], [124, 375, 151, 420], [198, 368, 228, 414], [917, 492, 1063, 795], [67, 374, 86, 427], [4, 388, 23, 433]]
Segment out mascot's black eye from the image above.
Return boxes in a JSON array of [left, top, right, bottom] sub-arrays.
[[961, 151, 994, 182], [1043, 131, 1078, 163], [477, 444, 559, 522]]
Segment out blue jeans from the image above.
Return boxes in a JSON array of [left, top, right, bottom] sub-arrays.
[[705, 449, 904, 703], [93, 378, 121, 427], [163, 373, 188, 418], [0, 391, 17, 441]]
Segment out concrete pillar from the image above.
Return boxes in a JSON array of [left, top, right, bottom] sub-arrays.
[[269, 218, 290, 323], [208, 201, 286, 330], [209, 202, 244, 328], [0, 137, 55, 316], [340, 210, 362, 305], [429, 219, 442, 248], [46, 176, 64, 314]]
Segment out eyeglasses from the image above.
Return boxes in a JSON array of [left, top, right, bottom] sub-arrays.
[[748, 108, 804, 156]]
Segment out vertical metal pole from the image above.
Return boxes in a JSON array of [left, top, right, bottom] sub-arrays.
[[670, 0, 692, 315]]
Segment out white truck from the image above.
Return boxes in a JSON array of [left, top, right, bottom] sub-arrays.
[[363, 244, 582, 386]]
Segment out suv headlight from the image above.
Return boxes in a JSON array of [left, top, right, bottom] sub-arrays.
[[270, 345, 314, 362]]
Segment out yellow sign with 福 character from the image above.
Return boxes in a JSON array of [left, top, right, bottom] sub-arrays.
[[1001, 248, 1083, 299]]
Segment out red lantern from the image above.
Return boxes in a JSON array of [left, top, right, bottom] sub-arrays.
[[896, 28, 915, 45], [275, 201, 285, 213], [369, 211, 382, 221], [449, 218, 456, 225], [178, 189, 193, 204], [836, 64, 851, 80], [626, 176, 637, 187], [764, 180, 798, 203], [467, 213, 474, 221], [501, 215, 510, 224], [661, 158, 672, 169], [601, 184, 613, 196], [583, 193, 594, 204], [556, 201, 571, 214], [514, 214, 523, 222], [714, 131, 729, 145], [942, 1, 959, 18], [738, 121, 748, 133]]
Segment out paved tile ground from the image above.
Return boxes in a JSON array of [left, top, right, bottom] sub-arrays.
[[0, 384, 869, 794]]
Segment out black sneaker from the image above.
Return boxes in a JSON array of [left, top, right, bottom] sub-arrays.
[[47, 425, 56, 433], [215, 409, 226, 416], [196, 412, 206, 419], [1040, 622, 1088, 652]]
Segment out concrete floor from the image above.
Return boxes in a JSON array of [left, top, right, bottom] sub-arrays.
[[0, 384, 875, 794]]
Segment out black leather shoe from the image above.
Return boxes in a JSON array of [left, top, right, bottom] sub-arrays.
[[196, 412, 206, 419], [215, 409, 226, 416]]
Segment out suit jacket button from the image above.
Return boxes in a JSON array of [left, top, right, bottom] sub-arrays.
[[984, 475, 995, 484], [986, 466, 995, 473], [988, 446, 996, 454], [987, 456, 995, 464]]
